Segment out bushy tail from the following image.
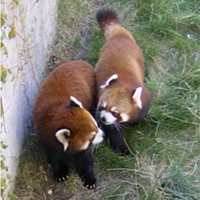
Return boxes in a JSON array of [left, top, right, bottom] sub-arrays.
[[96, 9, 119, 34]]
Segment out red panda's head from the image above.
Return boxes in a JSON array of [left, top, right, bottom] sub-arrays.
[[97, 74, 147, 125], [48, 96, 104, 152]]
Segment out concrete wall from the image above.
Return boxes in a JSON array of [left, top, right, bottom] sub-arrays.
[[1, 0, 57, 198]]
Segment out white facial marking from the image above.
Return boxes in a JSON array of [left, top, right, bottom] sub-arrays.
[[102, 101, 107, 108], [133, 87, 143, 109], [92, 128, 104, 144], [98, 101, 107, 112], [111, 106, 117, 112], [80, 141, 90, 150], [100, 110, 117, 125], [120, 113, 129, 122], [70, 96, 83, 108], [91, 131, 96, 136], [100, 74, 118, 89], [55, 129, 70, 151]]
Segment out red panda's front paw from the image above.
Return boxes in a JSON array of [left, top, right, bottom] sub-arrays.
[[83, 178, 96, 189], [55, 174, 69, 182]]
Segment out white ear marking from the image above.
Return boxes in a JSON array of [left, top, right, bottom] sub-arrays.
[[133, 87, 143, 109], [70, 96, 83, 108], [100, 74, 118, 89], [55, 129, 70, 151]]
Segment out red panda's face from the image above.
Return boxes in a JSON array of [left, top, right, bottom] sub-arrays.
[[97, 76, 143, 125], [55, 97, 104, 152], [98, 88, 132, 125]]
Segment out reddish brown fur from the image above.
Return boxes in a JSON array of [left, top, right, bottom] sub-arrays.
[[96, 9, 151, 123], [34, 60, 97, 151], [96, 23, 144, 90]]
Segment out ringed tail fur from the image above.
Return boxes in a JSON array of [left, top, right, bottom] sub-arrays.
[[96, 9, 119, 34], [96, 9, 134, 41]]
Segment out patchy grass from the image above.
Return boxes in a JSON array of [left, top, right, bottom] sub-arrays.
[[14, 0, 200, 199]]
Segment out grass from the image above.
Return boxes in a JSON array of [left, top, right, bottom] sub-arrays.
[[14, 0, 200, 199]]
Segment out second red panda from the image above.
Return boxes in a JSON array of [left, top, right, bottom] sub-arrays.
[[95, 9, 151, 154]]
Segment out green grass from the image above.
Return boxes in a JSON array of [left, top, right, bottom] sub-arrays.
[[14, 0, 200, 199]]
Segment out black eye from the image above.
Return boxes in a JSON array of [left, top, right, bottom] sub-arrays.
[[98, 105, 105, 111], [111, 111, 118, 117]]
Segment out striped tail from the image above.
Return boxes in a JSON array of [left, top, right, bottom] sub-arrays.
[[96, 9, 119, 34]]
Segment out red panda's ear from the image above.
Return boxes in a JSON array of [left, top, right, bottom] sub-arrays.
[[67, 96, 83, 108], [132, 87, 143, 109], [55, 128, 70, 151], [100, 74, 118, 89]]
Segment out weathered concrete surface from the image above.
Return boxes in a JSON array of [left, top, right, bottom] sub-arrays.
[[1, 0, 57, 197]]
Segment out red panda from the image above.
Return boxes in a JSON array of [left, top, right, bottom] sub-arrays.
[[34, 60, 104, 189], [95, 9, 151, 154]]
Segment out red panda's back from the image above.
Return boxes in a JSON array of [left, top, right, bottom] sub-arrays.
[[34, 60, 96, 148], [35, 60, 96, 112]]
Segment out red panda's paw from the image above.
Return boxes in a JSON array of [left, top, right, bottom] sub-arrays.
[[83, 178, 97, 190], [55, 173, 69, 182]]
